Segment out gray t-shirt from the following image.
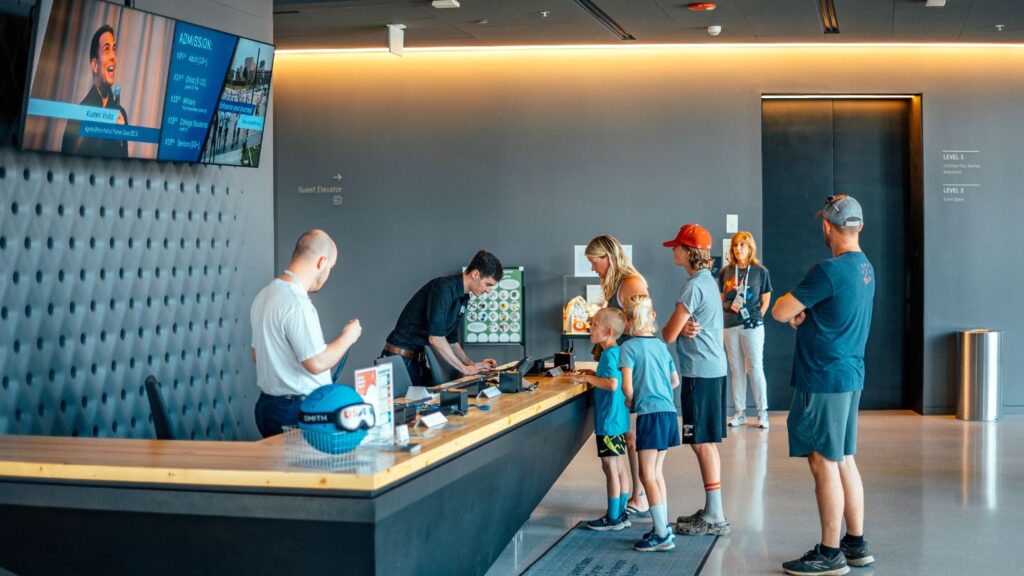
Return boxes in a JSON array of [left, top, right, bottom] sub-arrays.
[[675, 269, 727, 378], [718, 263, 773, 329]]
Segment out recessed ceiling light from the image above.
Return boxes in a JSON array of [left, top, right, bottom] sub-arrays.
[[687, 2, 717, 11], [431, 0, 460, 8]]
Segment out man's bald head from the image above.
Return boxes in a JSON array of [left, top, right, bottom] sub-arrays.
[[291, 229, 336, 264]]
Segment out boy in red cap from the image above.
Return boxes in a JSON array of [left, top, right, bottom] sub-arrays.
[[661, 224, 731, 537]]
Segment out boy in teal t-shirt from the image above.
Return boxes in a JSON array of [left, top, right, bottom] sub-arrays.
[[570, 308, 631, 531]]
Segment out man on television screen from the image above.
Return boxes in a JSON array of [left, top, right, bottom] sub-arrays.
[[61, 24, 129, 158]]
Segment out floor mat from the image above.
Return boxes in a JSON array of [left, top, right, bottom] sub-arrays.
[[523, 520, 718, 575]]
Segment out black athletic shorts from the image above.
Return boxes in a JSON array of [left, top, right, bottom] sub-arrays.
[[680, 376, 727, 444], [595, 433, 628, 458]]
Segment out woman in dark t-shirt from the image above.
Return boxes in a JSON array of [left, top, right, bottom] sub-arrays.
[[718, 231, 773, 429]]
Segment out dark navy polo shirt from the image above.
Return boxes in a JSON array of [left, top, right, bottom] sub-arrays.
[[386, 275, 469, 352]]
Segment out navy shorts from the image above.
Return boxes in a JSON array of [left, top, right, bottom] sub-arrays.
[[680, 376, 728, 444], [787, 389, 861, 462], [635, 411, 680, 451]]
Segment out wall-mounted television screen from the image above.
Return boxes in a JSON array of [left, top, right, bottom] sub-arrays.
[[200, 38, 274, 167], [20, 0, 272, 167]]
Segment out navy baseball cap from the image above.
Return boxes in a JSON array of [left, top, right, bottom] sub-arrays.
[[816, 195, 863, 228]]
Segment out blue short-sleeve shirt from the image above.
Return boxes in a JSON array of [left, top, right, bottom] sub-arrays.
[[676, 269, 727, 378], [620, 336, 677, 415], [790, 251, 875, 393], [593, 346, 629, 436]]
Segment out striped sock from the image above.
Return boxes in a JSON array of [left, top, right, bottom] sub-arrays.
[[703, 482, 724, 523]]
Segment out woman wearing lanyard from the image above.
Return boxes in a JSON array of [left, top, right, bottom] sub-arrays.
[[584, 234, 650, 516], [719, 231, 773, 429]]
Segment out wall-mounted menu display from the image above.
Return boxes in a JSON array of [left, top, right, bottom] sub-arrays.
[[21, 0, 273, 167], [463, 267, 524, 345]]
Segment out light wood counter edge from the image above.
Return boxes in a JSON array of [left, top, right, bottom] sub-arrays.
[[0, 382, 589, 492]]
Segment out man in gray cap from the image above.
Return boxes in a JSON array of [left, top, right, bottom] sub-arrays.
[[771, 195, 875, 576]]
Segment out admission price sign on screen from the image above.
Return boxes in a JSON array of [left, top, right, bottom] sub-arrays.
[[157, 23, 236, 162], [463, 267, 524, 345]]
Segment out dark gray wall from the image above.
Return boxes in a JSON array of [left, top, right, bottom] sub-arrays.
[[0, 0, 275, 439], [273, 47, 1024, 414], [273, 51, 760, 382]]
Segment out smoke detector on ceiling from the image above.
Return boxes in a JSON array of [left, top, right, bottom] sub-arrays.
[[432, 0, 460, 8], [707, 25, 722, 36]]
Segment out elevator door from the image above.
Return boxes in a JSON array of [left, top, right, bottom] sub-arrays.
[[761, 99, 911, 410]]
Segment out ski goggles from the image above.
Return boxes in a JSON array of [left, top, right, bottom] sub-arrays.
[[300, 403, 376, 432]]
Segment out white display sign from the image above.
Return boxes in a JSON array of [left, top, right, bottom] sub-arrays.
[[354, 363, 395, 444], [726, 214, 739, 234], [574, 244, 633, 277]]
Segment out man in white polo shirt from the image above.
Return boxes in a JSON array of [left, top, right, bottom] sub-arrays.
[[250, 229, 362, 437]]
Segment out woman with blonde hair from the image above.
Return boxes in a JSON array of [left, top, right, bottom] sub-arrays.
[[719, 231, 773, 429], [584, 234, 650, 517], [585, 235, 648, 316]]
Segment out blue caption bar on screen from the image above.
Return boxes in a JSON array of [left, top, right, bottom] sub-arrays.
[[27, 98, 121, 123], [237, 115, 264, 131], [80, 122, 161, 143], [218, 100, 256, 115]]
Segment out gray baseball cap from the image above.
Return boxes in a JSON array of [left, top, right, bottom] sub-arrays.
[[816, 194, 864, 228]]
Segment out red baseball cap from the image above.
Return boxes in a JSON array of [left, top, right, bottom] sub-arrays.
[[663, 224, 712, 250]]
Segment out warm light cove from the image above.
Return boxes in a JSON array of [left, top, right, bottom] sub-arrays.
[[276, 42, 1024, 56]]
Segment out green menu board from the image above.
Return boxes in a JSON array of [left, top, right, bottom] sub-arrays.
[[463, 266, 524, 345]]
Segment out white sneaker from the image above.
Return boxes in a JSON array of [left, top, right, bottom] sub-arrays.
[[728, 413, 746, 427], [758, 410, 770, 429]]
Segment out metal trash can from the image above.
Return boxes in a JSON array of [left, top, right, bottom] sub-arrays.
[[957, 329, 1001, 421]]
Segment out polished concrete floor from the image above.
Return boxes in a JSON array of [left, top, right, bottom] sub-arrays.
[[487, 412, 1024, 575]]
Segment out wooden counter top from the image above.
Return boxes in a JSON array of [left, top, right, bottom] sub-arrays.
[[0, 372, 591, 493]]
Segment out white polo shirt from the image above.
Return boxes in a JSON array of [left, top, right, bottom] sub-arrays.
[[250, 277, 332, 396]]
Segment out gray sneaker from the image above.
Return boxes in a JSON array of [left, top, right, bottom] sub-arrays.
[[758, 410, 770, 429], [675, 509, 703, 527], [728, 413, 746, 427], [676, 515, 731, 536]]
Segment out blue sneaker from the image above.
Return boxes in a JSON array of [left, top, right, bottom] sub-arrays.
[[634, 531, 675, 552], [642, 525, 673, 540], [585, 514, 626, 531]]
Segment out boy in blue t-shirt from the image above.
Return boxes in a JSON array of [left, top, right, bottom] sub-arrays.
[[569, 307, 632, 531], [619, 295, 681, 552]]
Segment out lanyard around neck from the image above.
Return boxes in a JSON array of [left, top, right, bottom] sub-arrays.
[[282, 269, 305, 291], [735, 265, 749, 292]]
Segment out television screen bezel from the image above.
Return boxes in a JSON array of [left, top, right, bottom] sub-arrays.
[[18, 0, 275, 167]]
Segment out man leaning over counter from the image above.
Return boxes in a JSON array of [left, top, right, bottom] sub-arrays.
[[382, 250, 503, 387]]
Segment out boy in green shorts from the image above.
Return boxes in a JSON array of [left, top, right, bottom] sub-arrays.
[[570, 308, 632, 530]]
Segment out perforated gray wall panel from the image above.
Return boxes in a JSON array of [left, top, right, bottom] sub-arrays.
[[0, 148, 258, 440]]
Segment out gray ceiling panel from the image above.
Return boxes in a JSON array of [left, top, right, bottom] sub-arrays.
[[273, 0, 1024, 49]]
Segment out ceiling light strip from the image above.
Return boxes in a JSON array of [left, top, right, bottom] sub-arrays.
[[762, 94, 918, 99], [276, 42, 1024, 55], [569, 0, 636, 41]]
